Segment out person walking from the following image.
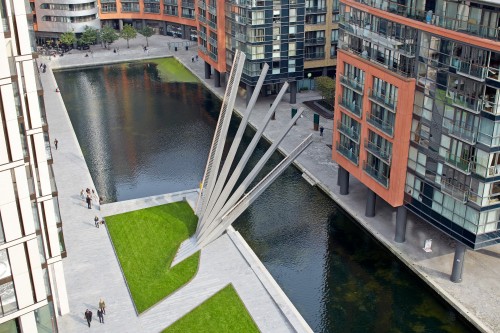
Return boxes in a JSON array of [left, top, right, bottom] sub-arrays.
[[86, 194, 92, 209], [99, 298, 106, 315], [54, 138, 58, 150], [97, 309, 104, 323], [94, 216, 99, 228], [319, 126, 324, 137], [84, 309, 92, 327], [80, 189, 85, 200]]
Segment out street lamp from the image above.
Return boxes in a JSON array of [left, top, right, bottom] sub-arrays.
[[307, 72, 312, 90]]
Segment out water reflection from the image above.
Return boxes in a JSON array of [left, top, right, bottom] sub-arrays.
[[55, 62, 476, 333]]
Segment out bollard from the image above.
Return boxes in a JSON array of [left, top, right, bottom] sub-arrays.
[[313, 113, 320, 131], [291, 107, 297, 125], [174, 46, 177, 51]]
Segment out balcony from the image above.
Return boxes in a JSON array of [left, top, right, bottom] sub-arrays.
[[305, 37, 326, 46], [208, 20, 217, 30], [198, 0, 206, 8], [336, 142, 359, 165], [364, 139, 391, 165], [208, 36, 217, 46], [369, 89, 397, 112], [305, 52, 325, 60], [339, 74, 363, 93], [209, 50, 218, 61], [198, 15, 206, 23], [363, 161, 389, 188], [454, 59, 487, 81], [366, 112, 394, 137], [337, 122, 359, 143], [442, 118, 477, 145], [449, 93, 482, 114], [353, 0, 499, 41], [305, 7, 327, 14], [441, 179, 469, 203], [444, 151, 473, 174], [208, 5, 216, 15], [339, 97, 362, 118], [182, 0, 195, 8]]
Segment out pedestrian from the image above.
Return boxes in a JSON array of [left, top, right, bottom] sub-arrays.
[[99, 298, 106, 315], [80, 189, 85, 200], [196, 55, 198, 61], [320, 126, 324, 137], [84, 309, 92, 327], [40, 63, 43, 69], [191, 57, 194, 62], [55, 87, 59, 92], [113, 48, 116, 53], [86, 194, 92, 209], [99, 197, 104, 205], [97, 309, 104, 323], [43, 64, 47, 71], [54, 138, 58, 150], [94, 215, 99, 228]]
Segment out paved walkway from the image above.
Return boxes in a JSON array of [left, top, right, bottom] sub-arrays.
[[40, 38, 310, 333], [42, 35, 500, 332]]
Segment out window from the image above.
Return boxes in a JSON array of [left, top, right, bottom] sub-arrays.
[[249, 45, 264, 59], [273, 10, 281, 23], [289, 25, 296, 37], [273, 27, 280, 40], [251, 10, 265, 25], [290, 8, 297, 22], [272, 61, 280, 74], [250, 28, 265, 42], [331, 29, 338, 42], [272, 44, 280, 58], [289, 42, 296, 56], [288, 59, 296, 72]]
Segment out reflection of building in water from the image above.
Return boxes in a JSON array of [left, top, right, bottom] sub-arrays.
[[0, 1, 69, 331], [334, 0, 500, 283]]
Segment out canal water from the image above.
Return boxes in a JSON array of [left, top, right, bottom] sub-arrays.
[[54, 61, 476, 333]]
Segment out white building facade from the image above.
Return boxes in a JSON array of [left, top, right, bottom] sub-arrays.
[[0, 0, 69, 331], [34, 0, 100, 35]]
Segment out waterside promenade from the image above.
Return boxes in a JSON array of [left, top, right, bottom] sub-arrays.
[[39, 38, 311, 332], [43, 35, 500, 332]]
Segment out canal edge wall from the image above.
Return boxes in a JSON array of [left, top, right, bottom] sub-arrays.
[[226, 226, 313, 333]]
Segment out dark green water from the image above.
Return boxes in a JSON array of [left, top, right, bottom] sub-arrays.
[[54, 62, 476, 333]]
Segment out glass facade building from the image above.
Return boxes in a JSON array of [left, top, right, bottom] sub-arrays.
[[0, 0, 68, 330], [333, 0, 500, 280]]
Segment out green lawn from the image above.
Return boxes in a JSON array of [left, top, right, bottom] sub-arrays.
[[162, 284, 260, 333], [106, 202, 199, 313], [145, 58, 199, 83]]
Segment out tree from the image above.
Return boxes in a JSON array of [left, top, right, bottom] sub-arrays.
[[315, 76, 336, 107], [100, 26, 119, 49], [59, 31, 76, 47], [120, 24, 137, 49], [80, 26, 99, 46], [138, 26, 155, 47]]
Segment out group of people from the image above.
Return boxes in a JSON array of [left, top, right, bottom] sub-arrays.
[[84, 298, 106, 327], [94, 215, 105, 228], [81, 188, 100, 209], [39, 63, 47, 73], [191, 54, 199, 62]]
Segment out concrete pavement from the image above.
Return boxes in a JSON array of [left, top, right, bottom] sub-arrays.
[[43, 34, 500, 332]]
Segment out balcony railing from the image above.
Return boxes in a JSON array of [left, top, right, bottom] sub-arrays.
[[208, 20, 217, 29], [336, 142, 359, 165], [369, 89, 397, 112], [208, 5, 216, 15], [364, 139, 391, 165], [305, 52, 325, 60], [339, 73, 363, 93], [441, 178, 469, 203], [366, 112, 394, 137], [305, 37, 326, 46], [339, 97, 362, 118], [208, 36, 217, 46], [353, 0, 499, 41], [445, 151, 473, 174], [453, 59, 488, 81], [305, 7, 327, 13], [448, 92, 482, 114], [182, 0, 195, 8], [363, 162, 389, 188], [337, 122, 359, 143], [198, 0, 206, 8], [209, 50, 218, 61], [198, 15, 206, 23], [442, 118, 477, 144]]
